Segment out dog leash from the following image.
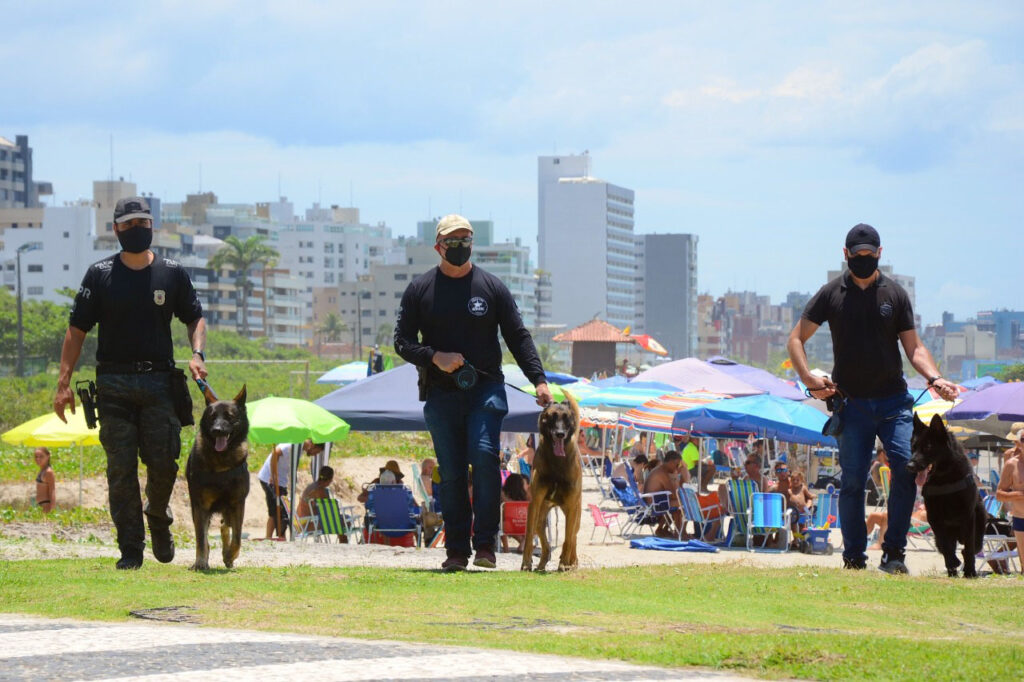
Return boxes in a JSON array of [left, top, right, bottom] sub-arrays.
[[195, 378, 219, 402]]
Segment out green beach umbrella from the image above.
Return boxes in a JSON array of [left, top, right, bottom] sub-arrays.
[[519, 383, 575, 403], [246, 397, 351, 445]]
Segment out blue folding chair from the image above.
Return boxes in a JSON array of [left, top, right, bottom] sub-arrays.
[[746, 492, 792, 552], [678, 485, 722, 542], [723, 478, 758, 549], [365, 484, 422, 547]]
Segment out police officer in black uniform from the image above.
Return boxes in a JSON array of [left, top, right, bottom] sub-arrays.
[[394, 214, 553, 572], [54, 196, 207, 570]]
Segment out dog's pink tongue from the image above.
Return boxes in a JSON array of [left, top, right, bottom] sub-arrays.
[[553, 438, 566, 457], [915, 467, 929, 487], [215, 435, 229, 452]]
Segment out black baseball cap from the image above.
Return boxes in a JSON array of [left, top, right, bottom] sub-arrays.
[[845, 223, 880, 254], [113, 196, 152, 224]]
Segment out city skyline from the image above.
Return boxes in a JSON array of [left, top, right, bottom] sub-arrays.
[[3, 2, 1022, 326]]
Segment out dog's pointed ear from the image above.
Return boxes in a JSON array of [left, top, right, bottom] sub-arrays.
[[234, 384, 247, 407], [928, 414, 945, 434], [913, 412, 926, 432]]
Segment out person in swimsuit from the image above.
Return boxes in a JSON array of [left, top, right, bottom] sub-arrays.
[[33, 447, 55, 513], [995, 426, 1024, 571]]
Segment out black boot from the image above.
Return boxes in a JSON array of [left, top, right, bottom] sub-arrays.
[[879, 546, 909, 575]]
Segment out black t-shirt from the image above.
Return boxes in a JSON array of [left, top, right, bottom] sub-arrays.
[[69, 254, 203, 363], [394, 265, 545, 390], [802, 272, 915, 399]]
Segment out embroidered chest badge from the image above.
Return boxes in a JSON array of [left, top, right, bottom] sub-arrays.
[[468, 297, 488, 316], [154, 290, 166, 306], [879, 302, 893, 318]]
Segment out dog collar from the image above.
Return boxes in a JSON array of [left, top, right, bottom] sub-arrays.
[[922, 474, 973, 497]]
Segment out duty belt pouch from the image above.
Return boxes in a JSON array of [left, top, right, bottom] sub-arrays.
[[821, 395, 845, 437], [170, 368, 195, 427]]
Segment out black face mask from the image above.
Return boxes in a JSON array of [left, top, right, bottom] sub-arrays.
[[847, 254, 879, 279], [117, 225, 153, 254], [443, 244, 472, 267]]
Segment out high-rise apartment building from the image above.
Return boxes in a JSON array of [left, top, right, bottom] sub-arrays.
[[637, 233, 698, 359], [537, 153, 636, 330], [0, 135, 50, 209]]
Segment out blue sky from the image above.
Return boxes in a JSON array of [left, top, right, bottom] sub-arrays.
[[3, 1, 1022, 325]]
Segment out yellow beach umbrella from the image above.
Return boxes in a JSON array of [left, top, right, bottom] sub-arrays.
[[913, 398, 961, 424], [3, 410, 101, 507]]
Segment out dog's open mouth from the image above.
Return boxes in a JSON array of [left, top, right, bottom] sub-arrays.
[[214, 435, 229, 452], [915, 465, 931, 488], [553, 436, 567, 457]]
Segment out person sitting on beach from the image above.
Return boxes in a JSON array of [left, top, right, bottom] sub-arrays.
[[517, 434, 536, 481], [419, 458, 437, 508], [866, 500, 929, 550], [643, 450, 686, 538], [867, 447, 889, 505], [996, 426, 1024, 571], [33, 447, 55, 513], [694, 458, 723, 541], [298, 466, 344, 541], [743, 453, 769, 491], [500, 472, 530, 552]]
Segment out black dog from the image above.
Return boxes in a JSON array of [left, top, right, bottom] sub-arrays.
[[907, 413, 985, 578], [185, 385, 250, 571]]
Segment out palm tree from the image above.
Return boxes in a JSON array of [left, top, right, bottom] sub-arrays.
[[316, 312, 347, 358], [207, 235, 279, 338], [253, 242, 279, 339]]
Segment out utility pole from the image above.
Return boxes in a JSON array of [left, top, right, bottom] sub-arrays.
[[355, 289, 363, 360], [15, 243, 42, 377]]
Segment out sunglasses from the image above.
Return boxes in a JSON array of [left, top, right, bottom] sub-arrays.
[[440, 237, 473, 248]]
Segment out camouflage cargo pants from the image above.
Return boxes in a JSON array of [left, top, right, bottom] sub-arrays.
[[97, 372, 181, 559]]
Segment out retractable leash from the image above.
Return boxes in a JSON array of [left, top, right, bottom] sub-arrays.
[[806, 384, 935, 437], [195, 377, 219, 403]]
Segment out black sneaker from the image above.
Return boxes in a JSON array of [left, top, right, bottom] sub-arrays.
[[473, 547, 497, 569], [116, 555, 143, 570], [842, 556, 867, 570], [441, 555, 469, 572], [879, 548, 909, 575], [150, 526, 175, 564]]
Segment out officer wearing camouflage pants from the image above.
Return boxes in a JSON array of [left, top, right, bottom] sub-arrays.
[[54, 196, 207, 570]]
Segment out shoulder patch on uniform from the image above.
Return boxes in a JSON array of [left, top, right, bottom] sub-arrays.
[[164, 258, 179, 267], [95, 260, 113, 271]]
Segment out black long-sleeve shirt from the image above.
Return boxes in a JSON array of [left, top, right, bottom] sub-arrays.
[[394, 265, 545, 390]]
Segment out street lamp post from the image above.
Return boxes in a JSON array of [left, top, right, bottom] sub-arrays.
[[15, 242, 42, 378]]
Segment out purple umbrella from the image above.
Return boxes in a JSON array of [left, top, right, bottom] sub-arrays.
[[706, 356, 805, 401], [632, 358, 764, 396], [945, 382, 1024, 422]]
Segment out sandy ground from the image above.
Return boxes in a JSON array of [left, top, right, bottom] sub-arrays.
[[0, 456, 975, 575]]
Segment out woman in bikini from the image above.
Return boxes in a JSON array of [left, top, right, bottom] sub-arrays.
[[33, 447, 55, 513], [996, 427, 1024, 571]]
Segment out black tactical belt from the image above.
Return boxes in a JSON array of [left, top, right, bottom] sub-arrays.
[[96, 360, 176, 375]]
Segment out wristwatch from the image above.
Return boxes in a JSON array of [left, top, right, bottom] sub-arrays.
[[927, 375, 942, 386], [193, 349, 206, 362]]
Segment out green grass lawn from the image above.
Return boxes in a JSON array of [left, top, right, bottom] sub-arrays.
[[2, 560, 1021, 680]]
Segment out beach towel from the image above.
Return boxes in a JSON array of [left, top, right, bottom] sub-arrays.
[[629, 537, 719, 552]]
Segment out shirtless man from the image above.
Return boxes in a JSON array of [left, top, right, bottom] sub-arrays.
[[643, 450, 686, 538], [996, 426, 1024, 570]]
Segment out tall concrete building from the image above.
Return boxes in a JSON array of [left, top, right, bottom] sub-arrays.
[[637, 233, 698, 359], [537, 153, 636, 330], [0, 135, 50, 209]]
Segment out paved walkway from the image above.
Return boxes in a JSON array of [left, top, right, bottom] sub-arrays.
[[0, 614, 754, 681]]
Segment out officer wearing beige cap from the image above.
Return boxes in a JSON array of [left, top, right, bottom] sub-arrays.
[[395, 214, 552, 571]]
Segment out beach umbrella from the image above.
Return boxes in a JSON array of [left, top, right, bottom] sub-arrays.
[[578, 381, 684, 410], [946, 382, 1024, 432], [619, 392, 724, 434], [913, 398, 961, 423], [544, 370, 583, 385], [246, 397, 351, 445], [2, 410, 101, 507], [519, 383, 571, 403], [630, 334, 669, 356], [632, 358, 764, 396], [669, 394, 835, 447], [706, 357, 806, 400], [316, 361, 372, 385]]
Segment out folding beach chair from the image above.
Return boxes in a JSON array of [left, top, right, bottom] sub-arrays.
[[588, 504, 621, 543], [678, 485, 722, 543], [312, 498, 347, 543], [610, 477, 661, 536], [499, 500, 530, 552], [365, 484, 422, 547], [723, 478, 758, 549], [876, 466, 891, 510], [746, 492, 792, 553]]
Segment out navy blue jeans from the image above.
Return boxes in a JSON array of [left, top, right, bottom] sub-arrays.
[[423, 380, 508, 557], [836, 391, 915, 562]]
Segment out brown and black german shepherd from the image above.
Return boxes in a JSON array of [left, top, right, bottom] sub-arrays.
[[521, 392, 582, 572], [908, 413, 986, 578], [185, 385, 250, 571]]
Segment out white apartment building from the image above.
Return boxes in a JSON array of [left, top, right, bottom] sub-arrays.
[[537, 153, 637, 331], [1, 204, 116, 302]]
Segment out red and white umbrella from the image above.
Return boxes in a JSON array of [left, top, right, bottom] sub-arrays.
[[631, 334, 668, 356]]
